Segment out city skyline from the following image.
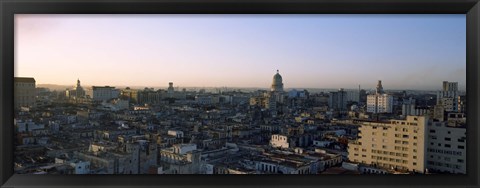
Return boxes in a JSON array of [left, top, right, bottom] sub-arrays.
[[15, 14, 466, 90]]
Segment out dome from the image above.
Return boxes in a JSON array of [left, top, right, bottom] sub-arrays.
[[271, 70, 284, 92], [273, 72, 282, 82]]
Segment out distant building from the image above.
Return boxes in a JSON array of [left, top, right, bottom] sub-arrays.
[[66, 79, 87, 103], [328, 88, 348, 111], [167, 82, 175, 98], [271, 70, 284, 92], [366, 80, 393, 114], [14, 77, 36, 108], [92, 86, 120, 102], [270, 134, 289, 149], [121, 87, 139, 103], [348, 116, 427, 173], [436, 81, 458, 112]]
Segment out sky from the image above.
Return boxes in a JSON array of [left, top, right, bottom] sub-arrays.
[[15, 14, 466, 90]]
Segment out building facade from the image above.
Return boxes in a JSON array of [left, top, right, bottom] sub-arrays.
[[436, 81, 458, 112], [426, 121, 466, 174], [348, 116, 428, 173], [92, 86, 120, 102], [328, 88, 348, 111], [14, 77, 36, 108], [366, 80, 393, 114]]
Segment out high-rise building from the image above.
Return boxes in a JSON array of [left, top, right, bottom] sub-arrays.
[[328, 88, 348, 111], [436, 81, 458, 112], [167, 82, 174, 98], [366, 80, 393, 114], [14, 77, 36, 108], [348, 116, 428, 173]]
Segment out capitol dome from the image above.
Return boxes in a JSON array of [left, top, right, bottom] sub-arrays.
[[271, 70, 284, 92]]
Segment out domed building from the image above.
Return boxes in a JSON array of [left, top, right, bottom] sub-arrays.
[[65, 79, 86, 103], [271, 70, 284, 92]]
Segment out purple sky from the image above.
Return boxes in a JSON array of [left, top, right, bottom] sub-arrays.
[[15, 14, 466, 90]]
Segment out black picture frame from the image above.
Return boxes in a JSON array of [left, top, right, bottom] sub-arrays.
[[1, 0, 479, 188]]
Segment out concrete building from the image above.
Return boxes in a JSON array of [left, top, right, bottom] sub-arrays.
[[436, 81, 458, 112], [92, 86, 120, 102], [348, 116, 428, 173], [366, 80, 393, 114], [121, 87, 139, 103], [159, 144, 202, 174], [270, 134, 289, 149], [426, 121, 466, 174], [14, 77, 36, 108], [328, 88, 348, 111]]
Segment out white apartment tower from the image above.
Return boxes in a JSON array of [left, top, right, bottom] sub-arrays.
[[348, 116, 428, 173], [366, 80, 394, 114]]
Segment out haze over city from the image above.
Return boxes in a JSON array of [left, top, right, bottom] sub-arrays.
[[15, 14, 466, 90]]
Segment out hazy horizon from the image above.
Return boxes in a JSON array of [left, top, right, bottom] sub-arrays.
[[15, 14, 466, 90]]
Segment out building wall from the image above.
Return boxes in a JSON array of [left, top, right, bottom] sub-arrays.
[[14, 77, 36, 108], [328, 89, 348, 111], [92, 86, 119, 102], [348, 116, 427, 173], [270, 134, 289, 149], [367, 94, 393, 114], [426, 121, 466, 174]]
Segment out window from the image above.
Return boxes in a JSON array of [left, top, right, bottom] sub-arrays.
[[403, 135, 409, 138], [430, 130, 436, 133], [458, 145, 465, 149], [445, 137, 451, 141], [458, 159, 464, 163], [413, 136, 417, 140], [445, 144, 451, 148]]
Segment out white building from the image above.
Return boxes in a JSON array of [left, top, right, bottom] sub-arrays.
[[270, 134, 289, 149], [426, 121, 466, 174], [366, 80, 393, 114], [92, 86, 120, 102]]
